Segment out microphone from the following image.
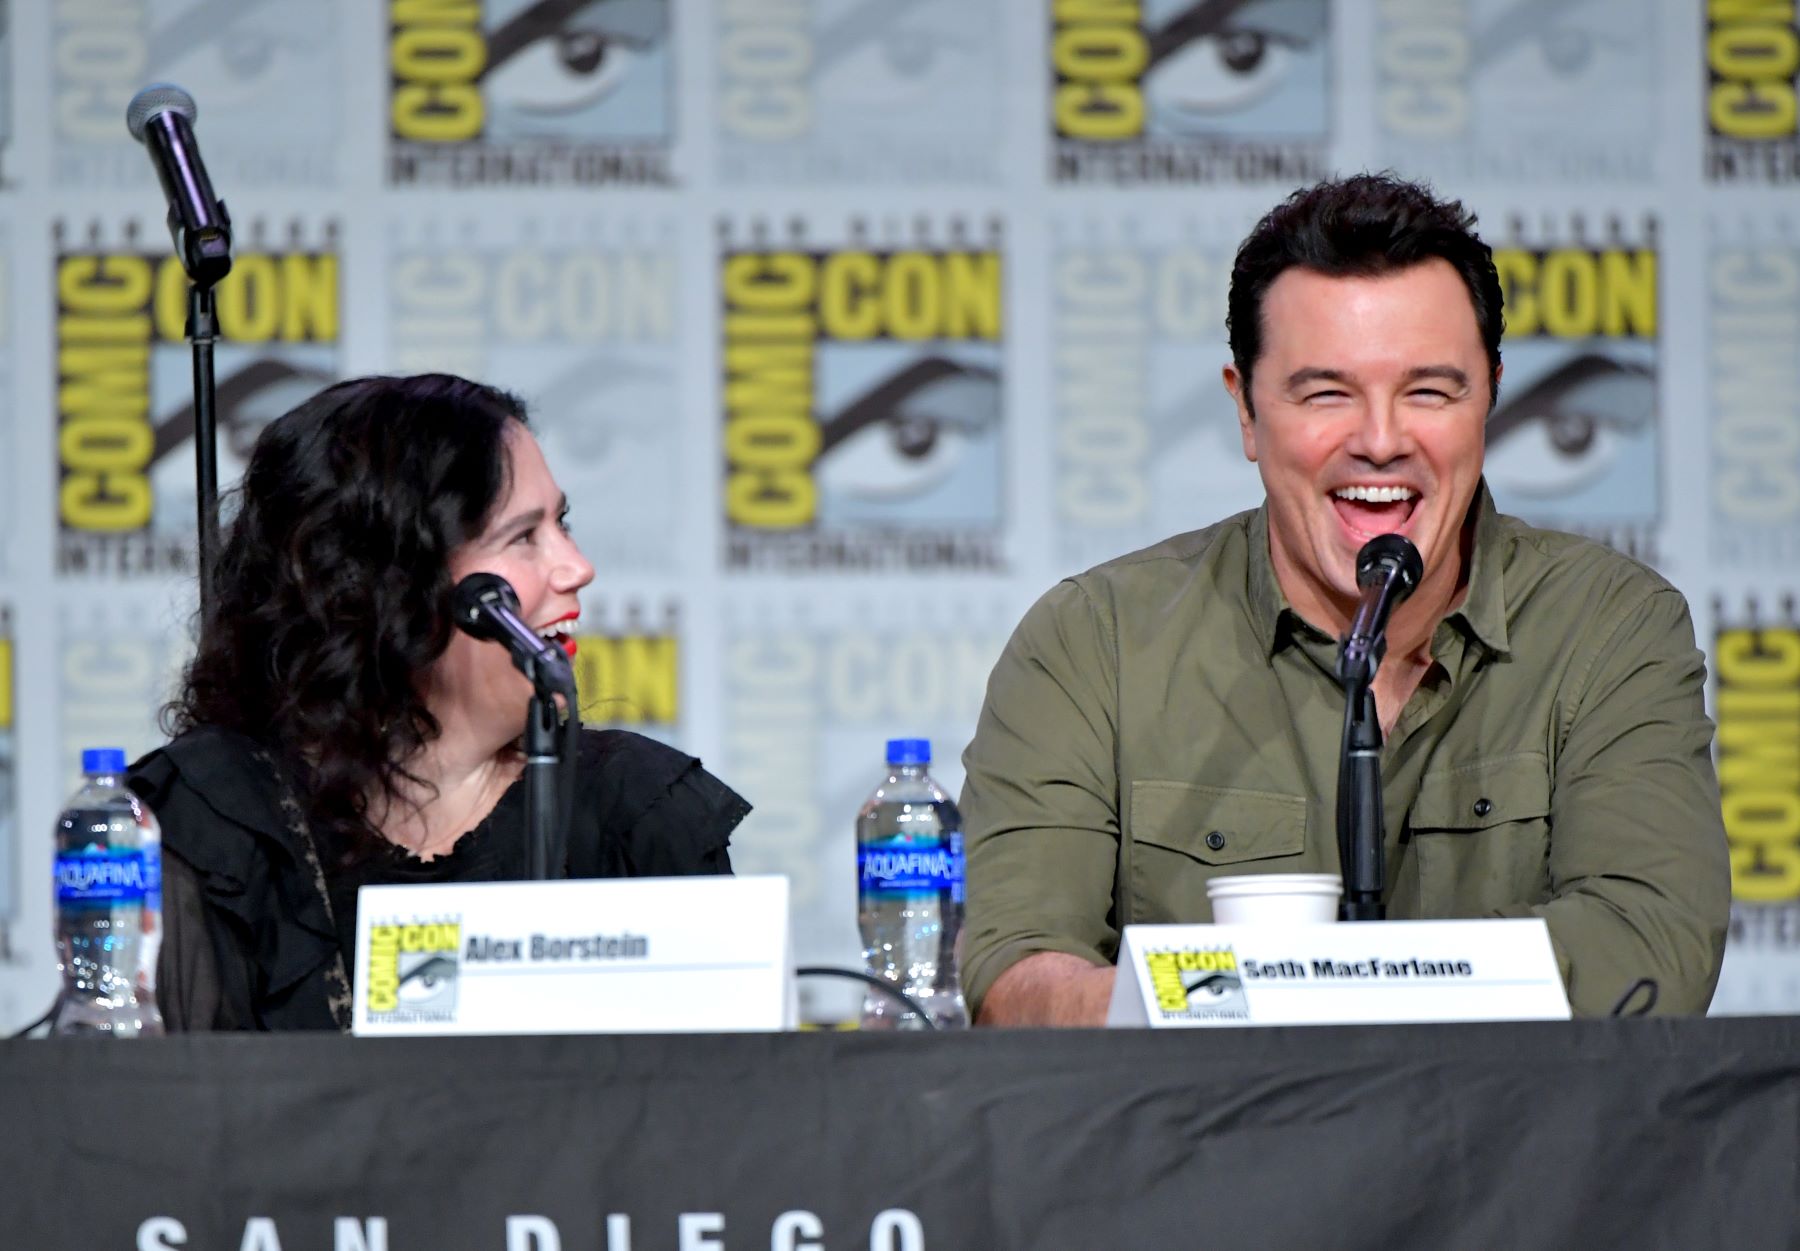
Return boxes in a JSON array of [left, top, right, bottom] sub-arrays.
[[1334, 534, 1424, 687], [125, 84, 232, 288], [451, 573, 575, 692]]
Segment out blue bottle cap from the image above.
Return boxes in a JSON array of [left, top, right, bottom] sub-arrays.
[[82, 748, 128, 775], [886, 738, 931, 766]]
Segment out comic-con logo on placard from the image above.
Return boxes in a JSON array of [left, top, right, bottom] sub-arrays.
[[54, 221, 342, 578], [387, 217, 681, 572], [389, 0, 673, 187], [1049, 217, 1265, 574], [574, 597, 680, 737], [52, 0, 344, 185], [1049, 0, 1329, 185], [720, 219, 1005, 573], [1376, 0, 1656, 183], [1707, 0, 1800, 183], [1485, 214, 1660, 565], [366, 918, 463, 1024], [716, 0, 1002, 183], [1145, 947, 1247, 1021], [1709, 233, 1800, 566]]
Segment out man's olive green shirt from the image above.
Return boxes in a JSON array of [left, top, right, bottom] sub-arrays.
[[961, 489, 1729, 1018]]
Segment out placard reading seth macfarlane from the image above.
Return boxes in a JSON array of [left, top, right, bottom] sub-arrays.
[[1107, 920, 1570, 1028], [352, 876, 793, 1036]]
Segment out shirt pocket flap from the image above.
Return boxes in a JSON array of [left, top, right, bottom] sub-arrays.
[[1130, 781, 1306, 866], [1410, 753, 1551, 833]]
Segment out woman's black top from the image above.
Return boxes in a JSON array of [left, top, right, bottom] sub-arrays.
[[128, 726, 749, 1032]]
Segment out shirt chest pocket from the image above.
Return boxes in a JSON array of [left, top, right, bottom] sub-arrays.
[[1125, 782, 1307, 923], [1406, 753, 1553, 915]]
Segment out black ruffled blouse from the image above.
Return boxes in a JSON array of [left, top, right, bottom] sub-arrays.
[[128, 726, 749, 1032]]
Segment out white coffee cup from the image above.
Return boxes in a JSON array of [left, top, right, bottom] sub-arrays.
[[1206, 873, 1342, 925]]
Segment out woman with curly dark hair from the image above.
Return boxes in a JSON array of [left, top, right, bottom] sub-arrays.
[[128, 373, 748, 1031]]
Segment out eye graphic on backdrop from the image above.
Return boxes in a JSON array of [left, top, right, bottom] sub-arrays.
[[530, 356, 667, 465], [1475, 0, 1630, 81], [814, 1, 978, 108], [484, 0, 667, 116], [816, 357, 1000, 501], [149, 0, 322, 109], [1484, 354, 1654, 499], [1144, 0, 1323, 117], [151, 359, 337, 467]]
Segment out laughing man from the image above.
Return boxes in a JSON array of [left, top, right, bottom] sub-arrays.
[[961, 174, 1729, 1024]]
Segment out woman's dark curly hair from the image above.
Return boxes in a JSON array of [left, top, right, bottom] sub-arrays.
[[168, 373, 529, 861]]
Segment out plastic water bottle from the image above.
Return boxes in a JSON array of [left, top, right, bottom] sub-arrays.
[[856, 738, 968, 1030], [50, 748, 164, 1036]]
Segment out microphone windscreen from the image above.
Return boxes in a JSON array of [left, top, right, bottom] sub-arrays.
[[127, 83, 198, 141], [1355, 534, 1423, 592], [451, 572, 520, 640]]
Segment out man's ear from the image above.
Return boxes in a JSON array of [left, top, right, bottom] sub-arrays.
[[1224, 364, 1257, 462]]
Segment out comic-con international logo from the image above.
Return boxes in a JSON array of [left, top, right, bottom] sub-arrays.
[[387, 218, 682, 572], [574, 599, 680, 733], [1049, 219, 1265, 573], [388, 0, 673, 187], [1049, 0, 1329, 185], [51, 0, 342, 184], [367, 919, 463, 1023], [1146, 946, 1247, 1021], [1707, 0, 1800, 183], [720, 221, 1005, 573], [1713, 601, 1800, 906], [1485, 215, 1660, 565], [1376, 0, 1656, 182], [714, 0, 1003, 182], [0, 605, 13, 957], [1709, 235, 1800, 565], [54, 222, 342, 577]]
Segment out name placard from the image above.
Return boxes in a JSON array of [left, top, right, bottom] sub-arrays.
[[352, 875, 793, 1036], [1107, 919, 1570, 1028]]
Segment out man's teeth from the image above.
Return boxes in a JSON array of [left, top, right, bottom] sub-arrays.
[[1333, 485, 1417, 503]]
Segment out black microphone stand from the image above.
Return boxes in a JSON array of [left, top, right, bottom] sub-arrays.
[[155, 150, 232, 618], [187, 279, 224, 612], [129, 86, 233, 616], [519, 654, 577, 882], [1334, 608, 1390, 922], [1333, 536, 1421, 922], [1334, 674, 1387, 921]]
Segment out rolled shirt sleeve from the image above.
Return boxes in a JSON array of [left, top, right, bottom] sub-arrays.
[[960, 580, 1123, 1016], [1500, 586, 1730, 1016]]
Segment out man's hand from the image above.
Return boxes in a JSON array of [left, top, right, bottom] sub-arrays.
[[976, 952, 1116, 1027]]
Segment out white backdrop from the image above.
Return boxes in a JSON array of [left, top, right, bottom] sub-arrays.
[[2, 0, 1797, 1028]]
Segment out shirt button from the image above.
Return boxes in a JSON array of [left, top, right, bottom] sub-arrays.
[[1205, 831, 1227, 851], [1472, 798, 1493, 818]]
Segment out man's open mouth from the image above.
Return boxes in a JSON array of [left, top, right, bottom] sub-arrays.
[[1330, 484, 1419, 536]]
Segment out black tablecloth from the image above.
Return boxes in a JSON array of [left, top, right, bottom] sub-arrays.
[[5, 1017, 1799, 1249]]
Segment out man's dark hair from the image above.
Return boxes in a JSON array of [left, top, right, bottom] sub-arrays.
[[169, 372, 528, 864], [1226, 172, 1504, 410]]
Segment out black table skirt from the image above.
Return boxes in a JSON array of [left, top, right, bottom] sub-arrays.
[[5, 1017, 1799, 1250]]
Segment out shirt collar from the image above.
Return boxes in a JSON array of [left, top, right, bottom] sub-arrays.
[[1248, 479, 1511, 659]]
